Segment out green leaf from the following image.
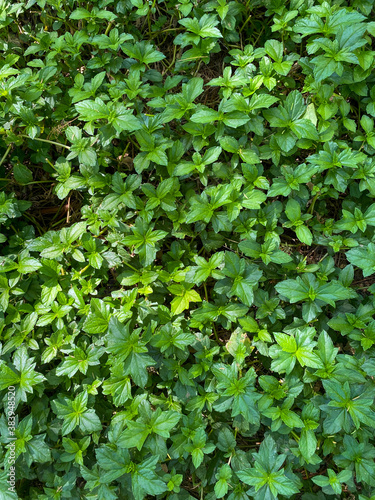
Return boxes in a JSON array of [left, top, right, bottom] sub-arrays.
[[169, 284, 202, 315], [295, 225, 313, 245], [17, 256, 41, 274], [215, 464, 232, 498], [51, 392, 101, 435], [123, 218, 167, 267], [118, 407, 180, 450], [102, 361, 132, 406], [269, 327, 322, 374], [0, 346, 45, 400], [190, 109, 221, 123], [13, 164, 33, 184], [290, 119, 319, 140], [299, 429, 317, 459], [347, 243, 375, 277], [83, 299, 111, 334], [70, 8, 92, 19], [236, 435, 301, 498]]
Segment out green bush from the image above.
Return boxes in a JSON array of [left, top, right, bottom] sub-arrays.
[[1, 0, 375, 498]]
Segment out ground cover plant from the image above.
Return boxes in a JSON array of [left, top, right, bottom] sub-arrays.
[[2, 0, 375, 498]]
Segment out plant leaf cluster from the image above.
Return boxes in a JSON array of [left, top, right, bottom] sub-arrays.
[[1, 0, 375, 498]]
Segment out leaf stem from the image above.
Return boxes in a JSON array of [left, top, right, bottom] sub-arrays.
[[79, 265, 90, 275], [163, 44, 177, 73], [25, 180, 54, 185], [105, 21, 113, 36], [23, 213, 44, 236], [45, 157, 57, 170], [239, 14, 252, 33], [0, 145, 12, 167], [20, 135, 70, 150], [204, 282, 220, 343], [308, 193, 319, 214], [50, 218, 67, 228], [123, 260, 139, 272], [291, 430, 300, 442]]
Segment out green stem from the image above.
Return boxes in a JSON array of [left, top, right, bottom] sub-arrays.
[[79, 265, 90, 275], [50, 218, 67, 228], [0, 145, 12, 167], [23, 213, 44, 236], [151, 27, 183, 37], [118, 143, 131, 170], [20, 135, 70, 150], [45, 157, 57, 170], [147, 8, 152, 37], [239, 14, 252, 33], [105, 21, 113, 36], [308, 193, 319, 214], [205, 283, 220, 343], [193, 59, 203, 76], [25, 180, 54, 185], [203, 283, 210, 305], [163, 44, 177, 73], [123, 260, 139, 272], [252, 25, 265, 47], [0, 177, 52, 184], [291, 431, 300, 442], [49, 199, 67, 222]]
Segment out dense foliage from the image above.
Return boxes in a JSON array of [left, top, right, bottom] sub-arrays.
[[1, 0, 375, 498]]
